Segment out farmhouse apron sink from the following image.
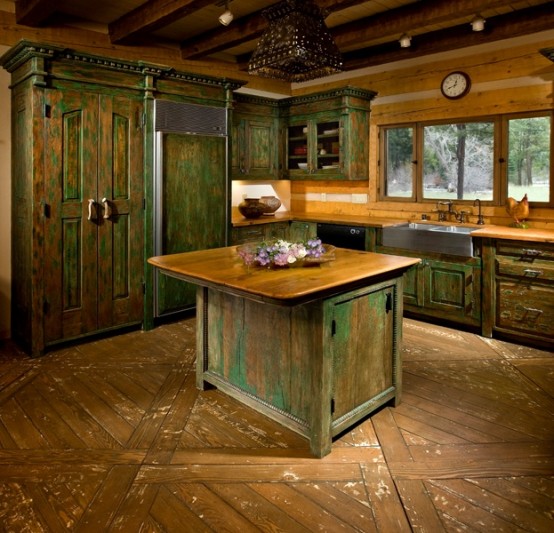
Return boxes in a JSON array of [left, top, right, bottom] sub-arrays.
[[382, 223, 475, 256]]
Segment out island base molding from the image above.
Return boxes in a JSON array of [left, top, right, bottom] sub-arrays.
[[195, 278, 404, 458]]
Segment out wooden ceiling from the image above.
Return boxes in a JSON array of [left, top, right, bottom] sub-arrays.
[[12, 0, 554, 73]]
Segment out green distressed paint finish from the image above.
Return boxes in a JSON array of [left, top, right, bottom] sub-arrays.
[[157, 132, 227, 315]]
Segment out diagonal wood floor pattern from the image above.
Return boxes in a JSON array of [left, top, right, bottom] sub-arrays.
[[0, 317, 552, 531]]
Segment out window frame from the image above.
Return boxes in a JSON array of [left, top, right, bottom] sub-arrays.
[[379, 111, 553, 207]]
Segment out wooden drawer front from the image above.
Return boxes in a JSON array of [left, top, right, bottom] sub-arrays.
[[231, 226, 265, 244], [496, 257, 554, 282], [496, 281, 554, 337], [496, 240, 554, 261]]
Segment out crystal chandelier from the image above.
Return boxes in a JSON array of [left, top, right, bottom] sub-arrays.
[[248, 0, 343, 83]]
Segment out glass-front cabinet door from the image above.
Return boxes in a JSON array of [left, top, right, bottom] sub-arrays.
[[287, 117, 341, 178]]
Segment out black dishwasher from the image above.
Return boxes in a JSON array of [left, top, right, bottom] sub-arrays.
[[316, 223, 366, 250]]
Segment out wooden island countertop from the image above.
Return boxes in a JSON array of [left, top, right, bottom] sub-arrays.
[[148, 246, 420, 457], [148, 246, 420, 305]]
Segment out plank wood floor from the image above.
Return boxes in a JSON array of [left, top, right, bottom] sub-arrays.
[[0, 317, 552, 532]]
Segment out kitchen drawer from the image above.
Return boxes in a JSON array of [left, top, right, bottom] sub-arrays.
[[496, 257, 554, 282], [231, 225, 265, 244], [496, 281, 554, 338], [496, 240, 554, 261]]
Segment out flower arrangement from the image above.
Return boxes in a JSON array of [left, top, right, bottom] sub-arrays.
[[237, 238, 331, 268]]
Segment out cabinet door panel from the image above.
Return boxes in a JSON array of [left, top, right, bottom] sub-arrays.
[[331, 286, 394, 420], [44, 90, 99, 342], [248, 119, 273, 175], [157, 133, 226, 315], [496, 281, 554, 338], [97, 96, 144, 329], [425, 260, 475, 317]]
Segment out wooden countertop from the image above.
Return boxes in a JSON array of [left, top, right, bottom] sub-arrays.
[[233, 213, 554, 243], [232, 212, 406, 228], [148, 246, 420, 306], [469, 225, 554, 243]]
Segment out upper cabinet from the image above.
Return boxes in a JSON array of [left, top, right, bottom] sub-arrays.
[[232, 87, 376, 182], [231, 96, 282, 180], [282, 87, 376, 181]]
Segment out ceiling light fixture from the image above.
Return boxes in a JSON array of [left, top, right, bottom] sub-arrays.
[[399, 34, 411, 48], [218, 0, 233, 26], [470, 15, 485, 32], [248, 0, 342, 83]]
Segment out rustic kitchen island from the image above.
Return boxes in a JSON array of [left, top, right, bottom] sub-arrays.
[[148, 246, 419, 457]]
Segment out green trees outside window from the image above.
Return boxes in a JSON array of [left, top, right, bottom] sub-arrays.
[[381, 113, 552, 205]]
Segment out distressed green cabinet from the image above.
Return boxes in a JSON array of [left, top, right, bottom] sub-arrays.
[[155, 133, 228, 316], [282, 87, 376, 181], [231, 96, 281, 180], [1, 41, 242, 355], [482, 238, 554, 347], [403, 257, 481, 327], [42, 90, 145, 346], [289, 221, 318, 242], [376, 231, 482, 327], [230, 222, 289, 244]]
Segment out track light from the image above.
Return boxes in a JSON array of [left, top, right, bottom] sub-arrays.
[[470, 15, 485, 32], [219, 1, 233, 26], [399, 34, 411, 48]]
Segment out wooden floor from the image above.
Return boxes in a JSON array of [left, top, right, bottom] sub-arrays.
[[0, 318, 552, 532]]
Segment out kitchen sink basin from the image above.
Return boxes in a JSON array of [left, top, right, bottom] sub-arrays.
[[382, 223, 475, 256], [429, 225, 474, 234]]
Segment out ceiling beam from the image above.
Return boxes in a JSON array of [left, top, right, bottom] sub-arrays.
[[342, 4, 554, 71], [181, 11, 267, 59], [332, 0, 519, 51], [179, 0, 372, 59], [180, 0, 515, 60], [109, 0, 215, 44], [15, 0, 61, 26]]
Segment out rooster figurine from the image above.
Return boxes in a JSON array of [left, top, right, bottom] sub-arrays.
[[505, 193, 529, 227]]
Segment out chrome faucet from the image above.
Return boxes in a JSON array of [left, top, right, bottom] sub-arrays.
[[473, 198, 485, 224], [436, 201, 452, 222]]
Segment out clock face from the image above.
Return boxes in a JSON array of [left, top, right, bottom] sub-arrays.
[[441, 72, 470, 99]]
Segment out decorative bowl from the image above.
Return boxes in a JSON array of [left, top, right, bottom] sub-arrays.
[[238, 198, 266, 219], [260, 195, 281, 215]]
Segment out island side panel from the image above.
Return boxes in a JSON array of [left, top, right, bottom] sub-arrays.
[[197, 287, 326, 439], [329, 282, 396, 436]]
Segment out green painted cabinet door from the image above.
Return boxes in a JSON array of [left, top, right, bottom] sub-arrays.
[[231, 117, 279, 179], [330, 284, 396, 425], [156, 133, 227, 316], [43, 90, 144, 343]]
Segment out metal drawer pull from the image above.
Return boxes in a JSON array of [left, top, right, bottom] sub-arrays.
[[522, 306, 543, 315], [522, 249, 543, 257], [102, 198, 111, 219], [523, 269, 543, 277], [87, 199, 96, 220]]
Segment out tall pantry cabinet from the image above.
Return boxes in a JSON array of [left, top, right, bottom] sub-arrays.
[[1, 41, 241, 356]]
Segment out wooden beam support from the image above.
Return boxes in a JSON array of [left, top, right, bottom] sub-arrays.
[[109, 0, 214, 44], [332, 0, 515, 51], [342, 4, 554, 71], [15, 0, 60, 26]]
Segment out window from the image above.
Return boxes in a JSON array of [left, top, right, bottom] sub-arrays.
[[422, 121, 494, 201], [381, 112, 553, 205], [506, 115, 551, 202], [383, 126, 414, 198]]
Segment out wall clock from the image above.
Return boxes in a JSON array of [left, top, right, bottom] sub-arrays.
[[441, 71, 471, 99]]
